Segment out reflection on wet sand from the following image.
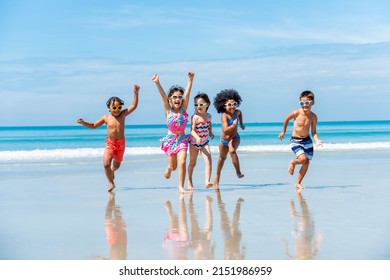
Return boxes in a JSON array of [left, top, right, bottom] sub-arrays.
[[163, 191, 245, 260], [104, 192, 127, 259], [282, 193, 322, 259], [215, 191, 246, 260]]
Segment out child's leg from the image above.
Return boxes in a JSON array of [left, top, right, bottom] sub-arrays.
[[112, 160, 121, 173], [187, 145, 199, 190], [295, 156, 310, 189], [177, 150, 187, 193], [165, 155, 178, 179], [103, 153, 115, 192], [214, 143, 229, 190], [229, 137, 244, 178], [200, 145, 213, 188]]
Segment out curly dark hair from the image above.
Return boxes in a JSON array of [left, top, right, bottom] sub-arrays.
[[106, 96, 124, 108], [194, 92, 211, 112], [213, 89, 242, 113]]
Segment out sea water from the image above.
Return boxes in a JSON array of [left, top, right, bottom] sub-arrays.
[[0, 120, 389, 162]]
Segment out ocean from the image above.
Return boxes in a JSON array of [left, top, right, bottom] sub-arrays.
[[1, 120, 390, 162]]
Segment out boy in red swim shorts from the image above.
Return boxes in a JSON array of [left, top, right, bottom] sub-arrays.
[[77, 85, 140, 192]]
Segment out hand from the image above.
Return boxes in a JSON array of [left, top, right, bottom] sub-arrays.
[[209, 132, 215, 139], [134, 84, 140, 93], [278, 132, 285, 140], [188, 72, 195, 80], [232, 119, 238, 126], [240, 124, 245, 130], [316, 139, 323, 147], [151, 74, 159, 83], [196, 137, 201, 144], [77, 118, 84, 124]]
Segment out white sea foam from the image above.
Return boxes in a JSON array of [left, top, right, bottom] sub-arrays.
[[1, 142, 390, 161]]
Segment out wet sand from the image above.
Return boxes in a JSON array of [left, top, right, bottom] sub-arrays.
[[1, 150, 390, 260]]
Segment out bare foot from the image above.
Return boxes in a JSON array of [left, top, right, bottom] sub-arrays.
[[164, 168, 171, 179], [205, 182, 213, 188], [295, 183, 305, 191], [178, 186, 188, 194], [188, 181, 194, 190], [288, 161, 295, 175], [108, 182, 115, 192], [237, 172, 244, 178], [213, 179, 219, 190]]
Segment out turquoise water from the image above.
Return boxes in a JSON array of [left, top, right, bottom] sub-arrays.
[[1, 120, 390, 161]]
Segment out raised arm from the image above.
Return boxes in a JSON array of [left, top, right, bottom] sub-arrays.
[[181, 72, 195, 111], [152, 74, 171, 114], [122, 85, 140, 117]]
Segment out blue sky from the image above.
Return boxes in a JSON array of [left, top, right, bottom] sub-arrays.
[[1, 0, 390, 126]]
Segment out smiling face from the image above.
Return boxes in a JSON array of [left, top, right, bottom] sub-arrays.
[[194, 97, 209, 113], [224, 99, 238, 114], [169, 90, 184, 110], [299, 97, 314, 113], [109, 100, 123, 116]]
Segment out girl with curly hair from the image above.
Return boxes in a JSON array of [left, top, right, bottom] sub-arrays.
[[213, 89, 245, 189]]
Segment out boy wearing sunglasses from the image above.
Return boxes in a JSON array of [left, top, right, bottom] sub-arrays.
[[278, 90, 323, 191], [77, 85, 140, 192], [213, 89, 246, 190]]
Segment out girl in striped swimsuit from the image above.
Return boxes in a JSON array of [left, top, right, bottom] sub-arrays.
[[188, 93, 214, 189]]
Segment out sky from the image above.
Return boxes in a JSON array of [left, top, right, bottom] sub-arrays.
[[1, 0, 390, 126]]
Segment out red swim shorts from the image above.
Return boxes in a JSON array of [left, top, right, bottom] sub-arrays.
[[105, 137, 125, 163]]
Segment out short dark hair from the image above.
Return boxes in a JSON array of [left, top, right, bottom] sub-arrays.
[[300, 90, 314, 100], [194, 92, 211, 111], [106, 96, 124, 108]]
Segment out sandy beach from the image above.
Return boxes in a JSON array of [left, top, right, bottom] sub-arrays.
[[1, 149, 390, 260]]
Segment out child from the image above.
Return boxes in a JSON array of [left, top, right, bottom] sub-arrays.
[[77, 85, 140, 192], [278, 90, 323, 191], [213, 89, 245, 190], [152, 72, 195, 194], [188, 92, 214, 190]]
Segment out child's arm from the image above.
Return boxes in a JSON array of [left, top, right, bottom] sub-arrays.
[[237, 110, 245, 130], [221, 113, 237, 134], [181, 72, 195, 111], [190, 115, 201, 144], [122, 85, 140, 117], [278, 110, 297, 140], [151, 74, 170, 114], [310, 113, 323, 146], [77, 116, 105, 129], [208, 114, 214, 139]]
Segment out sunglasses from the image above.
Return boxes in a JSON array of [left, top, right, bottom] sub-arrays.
[[225, 102, 238, 107], [194, 103, 207, 107], [111, 105, 122, 110], [171, 95, 183, 100], [299, 101, 312, 106]]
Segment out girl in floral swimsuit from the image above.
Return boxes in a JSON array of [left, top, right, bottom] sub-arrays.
[[188, 92, 214, 189], [152, 72, 195, 193]]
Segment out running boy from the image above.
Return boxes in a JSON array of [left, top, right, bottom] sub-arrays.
[[77, 85, 140, 192], [278, 90, 323, 191]]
